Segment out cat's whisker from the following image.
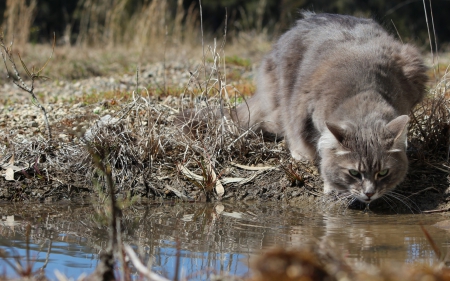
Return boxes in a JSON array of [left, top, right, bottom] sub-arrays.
[[343, 197, 358, 213], [386, 191, 417, 209], [380, 195, 399, 213], [179, 12, 426, 209], [319, 191, 355, 213], [333, 193, 356, 213], [385, 191, 421, 213], [321, 194, 343, 212], [383, 191, 419, 214]]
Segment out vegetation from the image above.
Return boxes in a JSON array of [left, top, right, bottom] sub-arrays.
[[0, 0, 448, 211], [0, 0, 450, 280], [1, 0, 450, 48]]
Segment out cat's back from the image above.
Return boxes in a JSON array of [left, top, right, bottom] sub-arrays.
[[243, 12, 426, 139], [286, 12, 383, 44], [269, 12, 427, 115], [274, 12, 393, 75]]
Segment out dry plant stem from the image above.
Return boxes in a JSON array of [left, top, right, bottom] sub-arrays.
[[40, 239, 53, 272], [420, 225, 442, 259], [428, 0, 440, 79], [164, 25, 168, 94], [390, 20, 403, 44], [117, 68, 142, 121], [116, 217, 126, 281], [174, 238, 181, 281], [3, 0, 37, 45], [422, 0, 437, 82], [0, 35, 53, 140], [199, 0, 206, 80], [1, 224, 36, 277], [85, 142, 119, 276], [124, 245, 170, 281]]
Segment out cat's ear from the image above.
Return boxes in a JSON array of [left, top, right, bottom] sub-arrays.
[[325, 121, 346, 144], [386, 115, 409, 142]]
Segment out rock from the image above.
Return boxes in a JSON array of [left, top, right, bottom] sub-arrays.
[[93, 106, 102, 114], [83, 115, 120, 141], [58, 133, 68, 141], [72, 102, 85, 108], [29, 121, 39, 127]]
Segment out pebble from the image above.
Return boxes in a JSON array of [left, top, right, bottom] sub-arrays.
[[93, 106, 102, 114], [72, 102, 85, 109], [29, 121, 39, 127], [58, 133, 67, 139], [0, 60, 256, 142]]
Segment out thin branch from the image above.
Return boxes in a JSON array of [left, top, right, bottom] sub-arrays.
[[0, 33, 54, 140], [199, 0, 206, 80]]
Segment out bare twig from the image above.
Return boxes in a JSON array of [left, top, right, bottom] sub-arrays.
[[199, 0, 205, 80], [124, 245, 170, 281], [0, 32, 55, 140], [420, 225, 442, 259], [422, 0, 437, 83], [422, 207, 450, 214], [84, 139, 120, 280]]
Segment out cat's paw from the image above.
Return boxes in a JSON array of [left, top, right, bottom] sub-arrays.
[[290, 150, 309, 161], [323, 182, 334, 194]]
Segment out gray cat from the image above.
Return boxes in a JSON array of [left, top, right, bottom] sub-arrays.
[[231, 12, 428, 203]]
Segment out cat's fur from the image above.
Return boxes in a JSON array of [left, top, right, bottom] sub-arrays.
[[232, 12, 428, 202]]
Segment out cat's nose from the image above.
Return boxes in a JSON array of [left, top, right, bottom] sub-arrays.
[[365, 192, 375, 199]]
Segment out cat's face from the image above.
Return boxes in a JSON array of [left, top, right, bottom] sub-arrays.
[[318, 115, 409, 202], [321, 150, 408, 202]]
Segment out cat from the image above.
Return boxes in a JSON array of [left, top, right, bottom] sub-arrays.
[[230, 12, 428, 203]]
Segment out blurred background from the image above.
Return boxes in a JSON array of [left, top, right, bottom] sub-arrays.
[[0, 0, 449, 50]]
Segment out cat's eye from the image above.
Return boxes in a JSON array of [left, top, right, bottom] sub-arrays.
[[378, 169, 389, 177], [349, 169, 360, 177]]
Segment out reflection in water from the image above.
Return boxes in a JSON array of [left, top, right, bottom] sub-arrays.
[[0, 202, 449, 279]]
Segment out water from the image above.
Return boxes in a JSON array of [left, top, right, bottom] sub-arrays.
[[1, 201, 449, 280]]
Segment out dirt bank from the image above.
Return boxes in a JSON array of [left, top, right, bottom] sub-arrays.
[[0, 53, 449, 214]]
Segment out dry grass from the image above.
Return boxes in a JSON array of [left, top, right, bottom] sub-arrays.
[[0, 0, 449, 210], [409, 57, 450, 163], [2, 4, 450, 281], [0, 29, 299, 204], [1, 33, 450, 211], [2, 0, 37, 47], [250, 242, 450, 281], [0, 0, 273, 85], [0, 0, 280, 201]]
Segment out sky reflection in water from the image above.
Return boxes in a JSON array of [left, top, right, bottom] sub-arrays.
[[1, 202, 449, 280]]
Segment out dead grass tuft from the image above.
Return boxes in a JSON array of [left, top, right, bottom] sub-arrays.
[[1, 0, 37, 47], [409, 65, 450, 163], [74, 0, 199, 50]]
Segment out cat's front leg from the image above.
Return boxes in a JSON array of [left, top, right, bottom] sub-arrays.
[[323, 180, 334, 194], [287, 135, 316, 161], [283, 107, 317, 161], [290, 149, 309, 161]]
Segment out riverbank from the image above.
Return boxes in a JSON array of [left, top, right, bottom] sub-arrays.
[[0, 43, 449, 214]]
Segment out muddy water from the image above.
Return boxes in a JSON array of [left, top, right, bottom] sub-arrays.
[[1, 201, 450, 280]]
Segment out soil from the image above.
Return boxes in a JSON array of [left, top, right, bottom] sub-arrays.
[[0, 60, 449, 214]]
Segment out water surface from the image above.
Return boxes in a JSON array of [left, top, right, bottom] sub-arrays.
[[1, 201, 449, 280]]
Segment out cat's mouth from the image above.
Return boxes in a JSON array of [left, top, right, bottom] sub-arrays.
[[359, 193, 380, 203]]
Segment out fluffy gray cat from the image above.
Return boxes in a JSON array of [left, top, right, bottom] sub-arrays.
[[232, 12, 428, 203]]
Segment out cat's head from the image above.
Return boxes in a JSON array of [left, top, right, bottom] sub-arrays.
[[318, 115, 409, 203]]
